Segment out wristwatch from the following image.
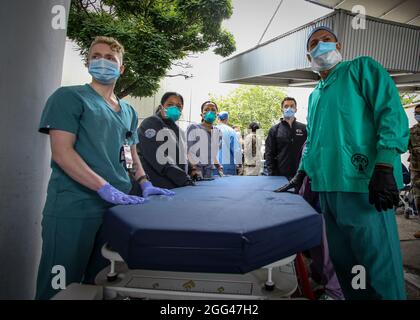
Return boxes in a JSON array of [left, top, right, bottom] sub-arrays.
[[136, 174, 150, 184]]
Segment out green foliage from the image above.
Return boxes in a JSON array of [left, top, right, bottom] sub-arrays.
[[400, 92, 420, 108], [68, 0, 236, 98], [210, 86, 287, 135]]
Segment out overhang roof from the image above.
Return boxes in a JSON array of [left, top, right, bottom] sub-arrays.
[[306, 0, 420, 27], [220, 8, 420, 91]]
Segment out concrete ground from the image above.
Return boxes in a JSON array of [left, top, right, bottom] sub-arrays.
[[300, 213, 420, 300], [396, 214, 420, 300]]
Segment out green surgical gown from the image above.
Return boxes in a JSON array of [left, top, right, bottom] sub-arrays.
[[300, 56, 409, 192], [300, 57, 409, 300]]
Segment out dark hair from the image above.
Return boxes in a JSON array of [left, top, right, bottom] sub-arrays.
[[161, 92, 184, 106], [248, 122, 260, 133], [281, 97, 297, 108], [415, 104, 420, 110], [200, 100, 218, 112]]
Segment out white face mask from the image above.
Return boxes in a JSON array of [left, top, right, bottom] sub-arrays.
[[310, 50, 342, 72]]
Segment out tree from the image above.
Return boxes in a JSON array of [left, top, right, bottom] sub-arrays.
[[68, 0, 236, 98], [210, 86, 287, 135]]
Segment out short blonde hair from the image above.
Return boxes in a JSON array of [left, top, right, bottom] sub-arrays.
[[87, 36, 125, 63]]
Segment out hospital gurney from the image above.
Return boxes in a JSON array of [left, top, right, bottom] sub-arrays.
[[57, 176, 322, 300]]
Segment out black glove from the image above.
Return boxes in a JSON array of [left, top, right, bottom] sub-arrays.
[[191, 169, 203, 182], [368, 165, 399, 212], [274, 170, 306, 193]]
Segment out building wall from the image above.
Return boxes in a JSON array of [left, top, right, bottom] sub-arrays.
[[0, 0, 70, 299]]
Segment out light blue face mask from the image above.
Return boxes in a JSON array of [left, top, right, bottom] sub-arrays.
[[415, 114, 420, 122], [309, 41, 338, 58], [283, 108, 296, 118], [88, 58, 121, 84], [309, 41, 342, 72]]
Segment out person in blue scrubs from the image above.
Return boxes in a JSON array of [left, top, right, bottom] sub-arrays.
[[35, 36, 174, 300], [216, 111, 242, 175]]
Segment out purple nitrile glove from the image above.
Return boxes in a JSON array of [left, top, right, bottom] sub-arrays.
[[140, 181, 175, 198], [97, 183, 146, 205]]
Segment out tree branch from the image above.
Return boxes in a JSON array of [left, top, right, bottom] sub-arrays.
[[166, 73, 193, 79], [171, 61, 192, 69], [74, 0, 90, 16], [86, 0, 100, 14]]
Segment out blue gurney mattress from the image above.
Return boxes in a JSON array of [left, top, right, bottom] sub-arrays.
[[102, 176, 322, 274]]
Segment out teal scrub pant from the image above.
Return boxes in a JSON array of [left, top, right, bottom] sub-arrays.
[[35, 215, 108, 300], [319, 192, 406, 300]]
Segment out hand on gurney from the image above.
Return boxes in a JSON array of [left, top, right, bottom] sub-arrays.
[[368, 165, 399, 212], [215, 164, 224, 177], [184, 177, 196, 186], [190, 170, 215, 182], [191, 168, 203, 182], [98, 183, 146, 205], [273, 170, 306, 194], [140, 181, 175, 197]]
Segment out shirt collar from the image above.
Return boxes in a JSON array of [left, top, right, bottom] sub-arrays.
[[316, 61, 345, 89], [280, 117, 296, 124]]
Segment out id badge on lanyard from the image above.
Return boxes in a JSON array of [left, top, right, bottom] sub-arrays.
[[120, 132, 134, 170]]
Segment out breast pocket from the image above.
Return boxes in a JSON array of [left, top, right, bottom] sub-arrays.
[[342, 144, 374, 181]]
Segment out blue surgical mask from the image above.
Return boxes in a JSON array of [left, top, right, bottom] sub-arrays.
[[283, 108, 296, 118], [203, 111, 217, 124], [309, 41, 342, 72], [88, 58, 120, 84], [165, 106, 182, 122], [309, 41, 337, 58], [415, 114, 420, 122]]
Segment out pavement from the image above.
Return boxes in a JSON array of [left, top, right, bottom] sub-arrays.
[[396, 214, 420, 300], [300, 213, 420, 300]]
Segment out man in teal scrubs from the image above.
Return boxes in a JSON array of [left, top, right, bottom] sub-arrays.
[[36, 36, 174, 299], [276, 27, 408, 299]]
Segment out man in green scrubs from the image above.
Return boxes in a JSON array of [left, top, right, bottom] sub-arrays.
[[276, 27, 408, 299], [36, 36, 174, 299]]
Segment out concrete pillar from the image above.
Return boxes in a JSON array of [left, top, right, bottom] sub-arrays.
[[0, 0, 70, 299]]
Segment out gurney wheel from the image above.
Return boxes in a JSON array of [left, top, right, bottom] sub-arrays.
[[405, 207, 414, 219], [264, 282, 275, 291], [107, 273, 118, 282]]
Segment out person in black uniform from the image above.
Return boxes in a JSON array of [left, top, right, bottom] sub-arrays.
[[137, 92, 194, 189], [265, 97, 307, 179]]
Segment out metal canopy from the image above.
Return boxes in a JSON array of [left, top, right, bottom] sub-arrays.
[[219, 9, 420, 91], [306, 0, 420, 27]]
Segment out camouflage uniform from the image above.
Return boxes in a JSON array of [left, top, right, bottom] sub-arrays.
[[408, 123, 420, 212]]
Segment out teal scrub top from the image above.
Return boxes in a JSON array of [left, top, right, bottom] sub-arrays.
[[299, 56, 409, 193], [39, 84, 139, 209]]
